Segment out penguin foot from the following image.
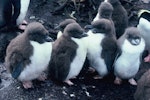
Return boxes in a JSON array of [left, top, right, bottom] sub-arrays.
[[18, 20, 28, 30], [88, 67, 96, 73], [22, 81, 33, 89], [144, 54, 150, 62], [93, 75, 103, 79], [114, 77, 122, 85], [128, 78, 137, 86], [37, 73, 47, 81], [70, 76, 76, 79], [64, 80, 74, 86]]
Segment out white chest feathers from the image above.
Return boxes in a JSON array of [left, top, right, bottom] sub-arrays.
[[138, 18, 150, 33], [65, 37, 88, 80], [57, 31, 63, 39], [138, 18, 150, 50], [18, 41, 52, 81], [114, 39, 145, 79], [17, 0, 30, 25], [86, 31, 108, 76], [93, 13, 99, 22]]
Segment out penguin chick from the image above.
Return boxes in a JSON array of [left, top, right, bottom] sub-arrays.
[[107, 0, 128, 39], [92, 1, 116, 37], [93, 1, 113, 22], [55, 19, 76, 39], [137, 9, 150, 62], [5, 22, 53, 89], [86, 19, 118, 79], [49, 23, 88, 85], [134, 69, 150, 100], [114, 27, 145, 85]]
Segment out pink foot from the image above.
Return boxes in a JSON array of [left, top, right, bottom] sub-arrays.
[[114, 77, 122, 85], [22, 81, 33, 89], [64, 80, 74, 86], [144, 54, 150, 62], [37, 73, 47, 81], [18, 20, 28, 30], [22, 20, 28, 25], [88, 67, 96, 73], [128, 78, 137, 86], [93, 75, 103, 79]]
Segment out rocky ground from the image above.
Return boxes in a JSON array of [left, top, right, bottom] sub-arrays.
[[0, 0, 150, 100]]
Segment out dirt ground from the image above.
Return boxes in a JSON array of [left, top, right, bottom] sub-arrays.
[[0, 0, 150, 100]]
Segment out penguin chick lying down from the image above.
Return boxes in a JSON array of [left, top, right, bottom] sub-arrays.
[[5, 22, 53, 89]]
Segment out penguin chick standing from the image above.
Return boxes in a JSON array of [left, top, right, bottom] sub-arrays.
[[49, 23, 88, 85], [5, 22, 53, 89], [0, 0, 30, 30], [86, 19, 118, 78], [56, 19, 76, 39], [114, 27, 145, 85], [107, 0, 128, 39], [92, 1, 116, 37], [93, 1, 113, 22], [137, 10, 150, 62]]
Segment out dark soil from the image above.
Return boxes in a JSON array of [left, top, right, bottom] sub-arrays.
[[0, 0, 150, 100]]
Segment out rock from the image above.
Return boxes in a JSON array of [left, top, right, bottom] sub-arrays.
[[141, 0, 150, 3]]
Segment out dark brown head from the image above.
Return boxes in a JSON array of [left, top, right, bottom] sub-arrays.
[[24, 22, 53, 43], [55, 19, 76, 32], [123, 27, 142, 45], [90, 18, 114, 36], [98, 2, 113, 19], [63, 23, 87, 38], [107, 0, 121, 5]]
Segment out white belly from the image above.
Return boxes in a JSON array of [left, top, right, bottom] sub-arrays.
[[18, 41, 52, 81], [65, 37, 88, 80], [114, 39, 145, 79], [86, 31, 108, 76], [114, 52, 140, 79]]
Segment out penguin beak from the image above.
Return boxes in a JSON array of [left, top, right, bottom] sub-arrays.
[[81, 32, 88, 37], [74, 32, 88, 38], [45, 35, 53, 42], [91, 28, 98, 34], [132, 38, 141, 45], [84, 25, 93, 30], [130, 38, 141, 45]]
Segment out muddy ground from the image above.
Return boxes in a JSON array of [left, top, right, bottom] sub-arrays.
[[0, 0, 150, 100]]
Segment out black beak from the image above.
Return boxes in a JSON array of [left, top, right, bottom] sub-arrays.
[[45, 35, 53, 42], [80, 32, 88, 38], [84, 25, 93, 30], [91, 28, 97, 34]]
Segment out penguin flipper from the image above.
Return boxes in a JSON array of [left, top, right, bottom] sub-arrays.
[[49, 39, 77, 81], [101, 38, 119, 72], [11, 61, 24, 79]]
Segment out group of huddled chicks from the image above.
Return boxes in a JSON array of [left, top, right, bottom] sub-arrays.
[[1, 0, 150, 99]]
